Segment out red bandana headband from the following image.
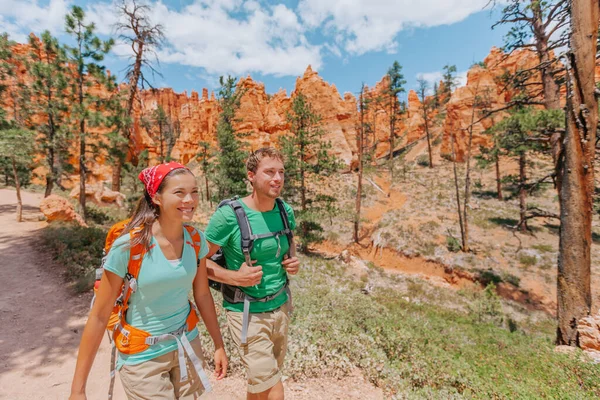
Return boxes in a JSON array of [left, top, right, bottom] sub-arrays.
[[138, 161, 189, 198]]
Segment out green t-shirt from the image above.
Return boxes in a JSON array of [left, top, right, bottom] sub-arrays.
[[205, 198, 296, 313], [103, 226, 209, 367]]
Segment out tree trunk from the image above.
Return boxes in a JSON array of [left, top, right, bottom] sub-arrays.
[[205, 174, 211, 207], [79, 122, 86, 221], [519, 152, 528, 232], [113, 41, 145, 193], [78, 66, 86, 221], [11, 157, 22, 222], [463, 92, 479, 252], [422, 95, 433, 169], [44, 93, 57, 198], [451, 135, 465, 249], [355, 89, 365, 243], [556, 0, 598, 346], [389, 96, 396, 180], [495, 157, 503, 200], [531, 0, 561, 111], [111, 161, 122, 192], [300, 141, 306, 212]]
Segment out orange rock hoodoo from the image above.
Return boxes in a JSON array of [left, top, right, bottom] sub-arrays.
[[3, 36, 567, 186]]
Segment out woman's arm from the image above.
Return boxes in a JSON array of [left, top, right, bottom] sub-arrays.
[[193, 257, 228, 380], [69, 270, 123, 399]]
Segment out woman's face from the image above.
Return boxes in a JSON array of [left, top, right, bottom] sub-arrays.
[[153, 171, 199, 222]]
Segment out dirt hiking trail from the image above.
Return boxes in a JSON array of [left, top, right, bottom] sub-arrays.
[[0, 188, 383, 400]]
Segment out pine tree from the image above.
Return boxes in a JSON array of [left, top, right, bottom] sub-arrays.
[[28, 31, 71, 197], [442, 64, 458, 102], [141, 105, 173, 163], [64, 5, 114, 221], [354, 83, 372, 243], [280, 92, 340, 249], [386, 61, 406, 176], [0, 34, 35, 221], [0, 129, 36, 221], [416, 78, 434, 168], [486, 107, 562, 231], [197, 140, 213, 205], [214, 76, 247, 199]]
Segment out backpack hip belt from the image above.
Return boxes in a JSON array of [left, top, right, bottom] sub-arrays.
[[113, 307, 211, 390], [222, 279, 292, 346]]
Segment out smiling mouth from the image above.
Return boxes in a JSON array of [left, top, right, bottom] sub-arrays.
[[178, 207, 194, 213]]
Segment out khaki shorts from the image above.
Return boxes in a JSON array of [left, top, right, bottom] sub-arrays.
[[119, 336, 209, 400], [226, 302, 290, 394]]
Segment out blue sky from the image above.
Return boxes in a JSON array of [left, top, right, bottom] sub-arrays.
[[0, 0, 510, 102]]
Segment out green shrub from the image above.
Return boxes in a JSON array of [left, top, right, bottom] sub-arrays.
[[41, 224, 106, 292], [469, 283, 504, 326], [501, 272, 521, 287], [519, 254, 538, 267], [446, 235, 461, 252], [532, 244, 553, 253], [416, 154, 430, 167], [477, 269, 502, 286]]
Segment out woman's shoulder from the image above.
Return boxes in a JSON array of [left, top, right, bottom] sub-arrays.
[[109, 232, 132, 252]]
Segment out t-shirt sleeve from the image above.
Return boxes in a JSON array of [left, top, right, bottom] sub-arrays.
[[204, 207, 234, 247], [102, 235, 130, 279], [284, 202, 297, 230], [197, 231, 209, 260]]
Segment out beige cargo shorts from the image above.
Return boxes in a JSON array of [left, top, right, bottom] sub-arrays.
[[118, 336, 208, 400], [226, 301, 290, 394]]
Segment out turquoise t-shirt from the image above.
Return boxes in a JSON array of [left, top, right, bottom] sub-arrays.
[[205, 199, 296, 313], [103, 226, 209, 367]]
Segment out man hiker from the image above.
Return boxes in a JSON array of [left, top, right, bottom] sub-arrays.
[[205, 147, 299, 400]]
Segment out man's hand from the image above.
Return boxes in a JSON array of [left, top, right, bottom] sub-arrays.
[[282, 255, 300, 275], [234, 261, 263, 287]]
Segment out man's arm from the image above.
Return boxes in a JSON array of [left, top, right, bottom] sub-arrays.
[[205, 241, 263, 287]]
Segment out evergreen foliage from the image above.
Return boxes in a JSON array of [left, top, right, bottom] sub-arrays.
[[64, 5, 114, 220], [280, 92, 341, 249], [213, 75, 248, 200]]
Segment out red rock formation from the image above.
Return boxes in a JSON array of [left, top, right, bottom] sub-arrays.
[[578, 314, 600, 361], [442, 47, 543, 161], [69, 184, 126, 208], [40, 195, 87, 227], [9, 36, 595, 189]]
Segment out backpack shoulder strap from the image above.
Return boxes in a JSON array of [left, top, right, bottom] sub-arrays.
[[275, 198, 292, 235], [275, 198, 295, 257], [227, 199, 253, 264], [184, 224, 202, 260], [217, 197, 253, 264], [104, 219, 131, 253]]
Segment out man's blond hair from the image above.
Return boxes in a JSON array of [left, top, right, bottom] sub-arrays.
[[246, 147, 285, 173]]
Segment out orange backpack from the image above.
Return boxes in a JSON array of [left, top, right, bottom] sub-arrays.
[[94, 219, 212, 398]]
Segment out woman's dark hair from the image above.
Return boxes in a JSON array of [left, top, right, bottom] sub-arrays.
[[120, 168, 193, 250]]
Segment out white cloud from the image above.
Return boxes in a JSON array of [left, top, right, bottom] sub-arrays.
[[298, 0, 499, 55], [1, 0, 322, 80], [417, 71, 443, 85], [0, 0, 71, 40], [149, 1, 322, 77], [417, 69, 468, 89]]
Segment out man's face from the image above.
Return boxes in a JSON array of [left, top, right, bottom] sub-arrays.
[[248, 156, 285, 199]]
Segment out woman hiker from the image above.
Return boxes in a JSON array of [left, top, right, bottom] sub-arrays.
[[69, 162, 228, 399]]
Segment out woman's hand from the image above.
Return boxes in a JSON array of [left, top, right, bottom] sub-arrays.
[[282, 255, 300, 275], [213, 347, 228, 380], [68, 392, 86, 400]]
